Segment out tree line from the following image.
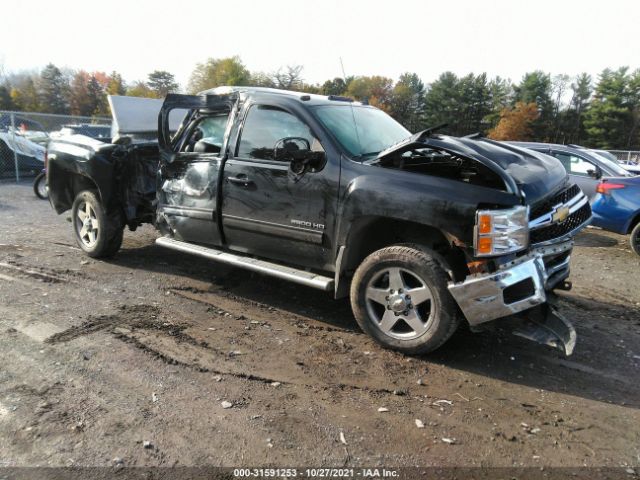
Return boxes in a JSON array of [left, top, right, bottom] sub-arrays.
[[1, 57, 639, 149]]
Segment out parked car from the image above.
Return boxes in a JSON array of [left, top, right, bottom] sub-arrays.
[[623, 164, 640, 175], [509, 142, 635, 199], [510, 142, 640, 255], [46, 89, 593, 356], [50, 124, 112, 140], [0, 115, 48, 176], [568, 145, 640, 175]]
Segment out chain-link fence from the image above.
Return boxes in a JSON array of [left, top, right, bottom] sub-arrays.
[[608, 150, 640, 166], [0, 111, 111, 181]]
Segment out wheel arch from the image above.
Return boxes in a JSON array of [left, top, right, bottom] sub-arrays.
[[626, 210, 640, 234], [48, 163, 103, 214], [334, 216, 470, 298]]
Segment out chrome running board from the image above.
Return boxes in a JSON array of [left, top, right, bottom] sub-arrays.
[[156, 236, 334, 291]]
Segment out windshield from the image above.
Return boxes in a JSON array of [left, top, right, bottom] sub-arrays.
[[592, 149, 618, 162], [589, 151, 632, 177], [312, 105, 410, 158]]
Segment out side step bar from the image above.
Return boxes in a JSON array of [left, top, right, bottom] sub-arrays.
[[155, 236, 334, 291]]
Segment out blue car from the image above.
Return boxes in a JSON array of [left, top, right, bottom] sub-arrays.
[[509, 142, 640, 256]]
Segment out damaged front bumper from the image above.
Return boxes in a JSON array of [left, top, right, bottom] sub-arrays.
[[448, 241, 576, 355]]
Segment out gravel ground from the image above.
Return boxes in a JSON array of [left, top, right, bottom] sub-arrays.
[[0, 181, 639, 472]]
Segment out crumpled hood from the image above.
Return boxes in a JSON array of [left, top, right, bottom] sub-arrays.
[[375, 133, 569, 204], [452, 137, 569, 203]]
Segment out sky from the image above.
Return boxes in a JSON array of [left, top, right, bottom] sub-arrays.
[[1, 0, 639, 89]]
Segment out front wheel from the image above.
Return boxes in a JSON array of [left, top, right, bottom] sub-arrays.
[[350, 244, 460, 355], [630, 222, 640, 256], [33, 172, 48, 199], [71, 190, 123, 258]]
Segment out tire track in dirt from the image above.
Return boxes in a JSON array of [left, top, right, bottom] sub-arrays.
[[45, 301, 412, 395], [0, 259, 88, 284], [170, 287, 357, 334]]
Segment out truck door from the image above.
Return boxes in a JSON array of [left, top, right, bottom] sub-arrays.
[[221, 102, 336, 270], [157, 94, 237, 246]]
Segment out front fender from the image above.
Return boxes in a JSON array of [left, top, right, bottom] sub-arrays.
[[335, 168, 521, 249]]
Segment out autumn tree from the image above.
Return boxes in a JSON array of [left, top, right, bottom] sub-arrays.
[[147, 70, 179, 97], [390, 72, 426, 132], [10, 76, 40, 112], [346, 76, 394, 111], [320, 77, 350, 96], [126, 81, 159, 98], [249, 72, 276, 88], [106, 72, 126, 96], [487, 102, 539, 141], [69, 71, 91, 116], [187, 56, 251, 93], [513, 71, 553, 140]]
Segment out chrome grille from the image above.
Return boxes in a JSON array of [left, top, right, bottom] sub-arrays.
[[529, 184, 591, 245]]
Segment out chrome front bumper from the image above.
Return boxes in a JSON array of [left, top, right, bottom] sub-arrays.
[[448, 241, 573, 327]]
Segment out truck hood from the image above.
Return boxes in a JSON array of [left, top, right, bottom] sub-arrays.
[[374, 132, 568, 204], [108, 95, 187, 142]]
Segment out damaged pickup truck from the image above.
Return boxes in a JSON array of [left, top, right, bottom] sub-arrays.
[[47, 88, 591, 355]]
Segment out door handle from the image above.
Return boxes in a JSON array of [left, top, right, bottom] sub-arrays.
[[227, 175, 253, 187]]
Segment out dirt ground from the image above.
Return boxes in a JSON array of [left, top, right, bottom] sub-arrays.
[[0, 181, 639, 472]]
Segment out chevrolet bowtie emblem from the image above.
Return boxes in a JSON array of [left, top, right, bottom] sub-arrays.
[[552, 206, 570, 223]]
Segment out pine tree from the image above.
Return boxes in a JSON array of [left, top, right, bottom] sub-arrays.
[[38, 63, 69, 114], [513, 71, 553, 140], [584, 68, 631, 149]]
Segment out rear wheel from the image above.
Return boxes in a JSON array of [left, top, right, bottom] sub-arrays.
[[0, 141, 13, 176], [630, 222, 640, 256], [33, 172, 48, 199], [71, 190, 123, 258], [350, 244, 460, 355]]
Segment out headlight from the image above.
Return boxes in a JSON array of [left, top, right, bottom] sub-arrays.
[[474, 206, 529, 257]]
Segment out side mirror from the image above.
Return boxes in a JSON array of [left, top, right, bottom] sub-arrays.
[[587, 167, 602, 179], [274, 137, 325, 174], [274, 137, 311, 160]]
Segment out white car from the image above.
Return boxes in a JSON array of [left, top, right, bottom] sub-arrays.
[[0, 117, 48, 175]]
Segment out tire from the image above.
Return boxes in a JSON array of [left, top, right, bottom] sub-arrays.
[[33, 172, 48, 199], [350, 244, 460, 355], [0, 141, 13, 177], [630, 222, 640, 257], [71, 190, 124, 258]]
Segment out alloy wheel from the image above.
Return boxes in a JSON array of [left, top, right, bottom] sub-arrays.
[[76, 201, 99, 248], [365, 267, 435, 340]]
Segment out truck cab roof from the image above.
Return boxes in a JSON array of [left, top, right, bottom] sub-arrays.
[[198, 86, 364, 107]]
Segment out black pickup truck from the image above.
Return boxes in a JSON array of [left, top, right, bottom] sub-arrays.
[[47, 87, 592, 355]]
